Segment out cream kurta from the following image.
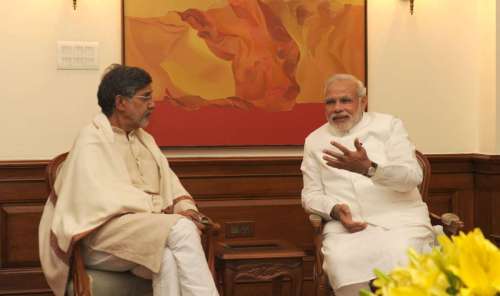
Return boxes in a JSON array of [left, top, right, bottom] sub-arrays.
[[301, 112, 433, 288], [39, 113, 196, 296]]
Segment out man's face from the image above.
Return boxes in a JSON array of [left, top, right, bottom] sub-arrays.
[[121, 84, 155, 131], [324, 80, 366, 133]]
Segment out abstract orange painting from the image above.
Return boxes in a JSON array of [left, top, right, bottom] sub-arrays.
[[123, 0, 366, 146]]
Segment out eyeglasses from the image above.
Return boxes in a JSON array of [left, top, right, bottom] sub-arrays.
[[131, 94, 153, 102]]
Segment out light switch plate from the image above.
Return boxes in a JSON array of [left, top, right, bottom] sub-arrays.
[[57, 41, 99, 70]]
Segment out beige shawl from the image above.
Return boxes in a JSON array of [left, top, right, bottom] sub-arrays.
[[39, 113, 195, 296]]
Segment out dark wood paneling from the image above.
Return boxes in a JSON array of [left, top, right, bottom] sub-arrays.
[[473, 155, 500, 244], [0, 162, 48, 203], [183, 175, 302, 199], [0, 267, 51, 295], [199, 199, 313, 251], [474, 155, 500, 174], [0, 161, 52, 295], [427, 155, 477, 232], [0, 154, 498, 295], [427, 190, 457, 215], [0, 180, 48, 203], [171, 157, 303, 201], [172, 157, 311, 249], [170, 157, 302, 176], [426, 154, 475, 173], [492, 197, 500, 246], [0, 205, 44, 268], [0, 161, 47, 179]]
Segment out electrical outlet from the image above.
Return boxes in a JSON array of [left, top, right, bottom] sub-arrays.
[[225, 221, 255, 238]]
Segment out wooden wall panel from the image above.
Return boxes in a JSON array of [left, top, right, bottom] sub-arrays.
[[429, 189, 475, 231], [0, 205, 43, 268], [0, 180, 48, 203], [427, 155, 475, 231], [0, 161, 47, 203], [492, 195, 500, 246], [0, 162, 51, 295], [427, 191, 458, 216], [199, 199, 313, 250], [0, 154, 498, 295], [183, 175, 302, 199], [0, 267, 51, 295], [474, 156, 500, 245], [171, 157, 303, 201]]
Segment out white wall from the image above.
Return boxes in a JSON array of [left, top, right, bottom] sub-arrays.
[[0, 0, 497, 160], [368, 0, 495, 154], [0, 0, 121, 160], [478, 0, 497, 154], [497, 0, 500, 154]]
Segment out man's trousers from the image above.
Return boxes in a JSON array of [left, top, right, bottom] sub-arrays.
[[83, 218, 219, 296]]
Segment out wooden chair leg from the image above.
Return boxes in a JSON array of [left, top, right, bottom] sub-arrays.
[[271, 276, 283, 295]]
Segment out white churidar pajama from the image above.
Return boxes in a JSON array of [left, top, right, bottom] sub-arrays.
[[84, 218, 218, 296]]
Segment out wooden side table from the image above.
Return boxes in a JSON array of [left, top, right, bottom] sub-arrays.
[[215, 240, 306, 296]]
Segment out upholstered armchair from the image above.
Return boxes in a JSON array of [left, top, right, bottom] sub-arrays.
[[308, 151, 464, 296], [45, 153, 220, 296]]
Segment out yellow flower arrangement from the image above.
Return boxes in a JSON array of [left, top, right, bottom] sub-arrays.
[[361, 229, 500, 296]]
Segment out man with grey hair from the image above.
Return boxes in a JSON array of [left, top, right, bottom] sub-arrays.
[[39, 64, 219, 296], [301, 74, 434, 295]]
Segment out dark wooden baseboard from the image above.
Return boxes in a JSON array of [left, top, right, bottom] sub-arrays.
[[0, 154, 498, 295]]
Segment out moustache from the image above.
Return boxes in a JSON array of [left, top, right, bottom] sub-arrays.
[[139, 111, 153, 124], [329, 113, 351, 121]]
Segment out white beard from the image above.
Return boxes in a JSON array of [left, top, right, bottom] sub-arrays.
[[328, 110, 363, 135]]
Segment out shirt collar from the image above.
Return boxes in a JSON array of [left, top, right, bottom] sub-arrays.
[[111, 126, 137, 137]]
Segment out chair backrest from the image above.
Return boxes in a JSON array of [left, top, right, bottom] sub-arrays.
[[415, 150, 431, 202], [46, 152, 93, 295], [46, 152, 68, 200]]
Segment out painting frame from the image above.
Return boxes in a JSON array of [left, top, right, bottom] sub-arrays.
[[121, 0, 367, 148]]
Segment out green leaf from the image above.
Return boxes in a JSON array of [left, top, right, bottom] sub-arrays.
[[374, 269, 390, 281]]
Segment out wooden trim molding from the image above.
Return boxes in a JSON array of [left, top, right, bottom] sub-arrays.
[[426, 153, 475, 174]]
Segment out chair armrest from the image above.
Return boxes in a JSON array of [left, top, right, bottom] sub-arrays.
[[430, 212, 464, 236], [200, 215, 221, 234], [308, 214, 325, 280], [198, 213, 219, 281], [71, 243, 92, 296], [309, 214, 324, 234]]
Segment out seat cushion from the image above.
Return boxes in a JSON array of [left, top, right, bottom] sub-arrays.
[[67, 269, 152, 296]]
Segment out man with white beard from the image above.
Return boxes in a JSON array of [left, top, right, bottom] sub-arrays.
[[300, 74, 434, 296]]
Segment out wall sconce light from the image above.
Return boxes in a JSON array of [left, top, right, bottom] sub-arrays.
[[73, 0, 77, 10], [410, 0, 415, 15]]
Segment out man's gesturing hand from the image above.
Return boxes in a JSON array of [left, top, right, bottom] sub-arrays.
[[322, 138, 371, 175], [331, 204, 367, 233]]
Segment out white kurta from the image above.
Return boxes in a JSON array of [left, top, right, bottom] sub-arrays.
[[39, 113, 196, 296], [301, 112, 433, 289]]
